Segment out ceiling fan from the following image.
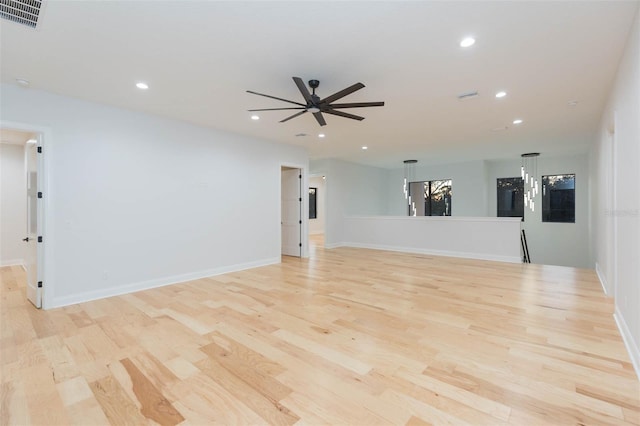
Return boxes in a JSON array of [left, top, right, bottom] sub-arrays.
[[247, 77, 384, 126]]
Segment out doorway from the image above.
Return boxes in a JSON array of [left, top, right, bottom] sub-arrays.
[[0, 127, 44, 308], [308, 174, 326, 251], [281, 166, 302, 257]]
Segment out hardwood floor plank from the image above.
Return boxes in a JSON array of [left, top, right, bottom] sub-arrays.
[[89, 374, 148, 425], [196, 356, 300, 425], [120, 358, 184, 425], [0, 235, 638, 424]]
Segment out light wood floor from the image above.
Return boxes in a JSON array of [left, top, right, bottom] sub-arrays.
[[2, 236, 639, 425]]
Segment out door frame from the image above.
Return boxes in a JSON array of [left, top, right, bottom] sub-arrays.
[[280, 163, 308, 258], [2, 120, 53, 309]]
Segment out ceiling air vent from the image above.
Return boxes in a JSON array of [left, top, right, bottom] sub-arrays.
[[0, 0, 43, 29], [457, 91, 479, 101]]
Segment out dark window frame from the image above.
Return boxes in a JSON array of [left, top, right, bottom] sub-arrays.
[[541, 174, 575, 223], [497, 177, 524, 219], [408, 179, 452, 216], [309, 187, 317, 219]]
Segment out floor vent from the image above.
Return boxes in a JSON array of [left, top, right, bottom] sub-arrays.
[[0, 0, 43, 29]]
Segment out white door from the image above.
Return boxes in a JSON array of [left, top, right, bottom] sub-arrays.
[[24, 139, 42, 308], [281, 168, 301, 257]]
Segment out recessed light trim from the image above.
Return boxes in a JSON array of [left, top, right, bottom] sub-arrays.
[[251, 115, 260, 120], [513, 119, 523, 124], [136, 82, 149, 90], [495, 91, 507, 98], [318, 133, 325, 138], [361, 146, 368, 150], [460, 37, 476, 48]]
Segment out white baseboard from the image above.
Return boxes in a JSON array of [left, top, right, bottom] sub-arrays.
[[324, 242, 345, 249], [614, 306, 640, 381], [595, 262, 610, 296], [51, 257, 280, 308], [0, 259, 24, 268], [339, 242, 521, 264]]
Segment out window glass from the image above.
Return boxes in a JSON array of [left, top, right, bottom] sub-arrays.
[[497, 177, 524, 218], [542, 174, 575, 223], [309, 187, 317, 219], [408, 180, 452, 216]]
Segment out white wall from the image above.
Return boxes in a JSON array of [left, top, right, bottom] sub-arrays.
[[309, 175, 325, 235], [317, 156, 591, 268], [342, 216, 522, 263], [386, 160, 489, 217], [0, 143, 26, 266], [486, 155, 590, 268], [310, 158, 389, 247], [1, 84, 308, 308], [591, 9, 639, 377]]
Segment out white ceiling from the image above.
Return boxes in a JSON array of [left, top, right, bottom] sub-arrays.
[[1, 1, 637, 168]]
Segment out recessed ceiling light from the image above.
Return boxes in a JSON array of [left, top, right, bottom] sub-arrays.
[[495, 91, 507, 98], [136, 82, 149, 90], [318, 133, 325, 138], [361, 146, 368, 150], [513, 119, 523, 124], [251, 115, 260, 120], [568, 100, 578, 106], [16, 78, 30, 87], [460, 37, 475, 48]]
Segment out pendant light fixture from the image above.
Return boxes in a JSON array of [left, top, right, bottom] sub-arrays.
[[521, 153, 540, 212], [403, 160, 418, 216]]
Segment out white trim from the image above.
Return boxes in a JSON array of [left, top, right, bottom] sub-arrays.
[[348, 215, 523, 224], [280, 161, 309, 259], [324, 242, 344, 249], [614, 306, 640, 380], [1, 120, 54, 309], [50, 257, 280, 308], [0, 259, 25, 267], [340, 242, 521, 264], [594, 262, 610, 296]]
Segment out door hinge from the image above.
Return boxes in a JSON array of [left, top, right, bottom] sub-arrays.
[[37, 192, 43, 198], [299, 220, 302, 224], [37, 236, 43, 243], [298, 197, 302, 202], [299, 243, 302, 247], [37, 146, 42, 153], [37, 281, 43, 288], [298, 174, 301, 179]]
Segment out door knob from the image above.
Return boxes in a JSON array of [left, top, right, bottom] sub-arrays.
[[22, 237, 29, 242]]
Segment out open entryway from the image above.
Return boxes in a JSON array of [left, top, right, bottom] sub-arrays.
[[0, 127, 44, 308], [281, 166, 302, 257]]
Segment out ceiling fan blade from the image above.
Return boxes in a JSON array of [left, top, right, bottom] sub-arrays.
[[321, 82, 365, 104], [293, 77, 312, 103], [324, 109, 365, 121], [280, 110, 307, 123], [247, 90, 306, 107], [248, 107, 305, 111], [313, 112, 326, 126], [329, 101, 385, 109]]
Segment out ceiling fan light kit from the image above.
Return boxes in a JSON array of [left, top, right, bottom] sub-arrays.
[[247, 77, 385, 126]]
